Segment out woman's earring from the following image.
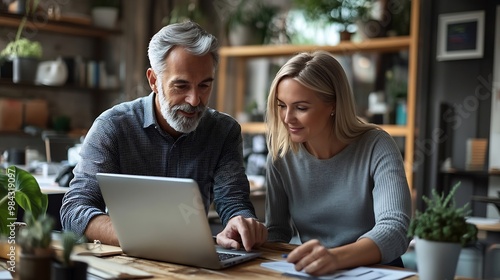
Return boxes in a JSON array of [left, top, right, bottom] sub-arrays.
[[330, 111, 335, 117]]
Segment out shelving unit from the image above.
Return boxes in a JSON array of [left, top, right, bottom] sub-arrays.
[[0, 12, 118, 38], [0, 11, 121, 133], [216, 0, 420, 188]]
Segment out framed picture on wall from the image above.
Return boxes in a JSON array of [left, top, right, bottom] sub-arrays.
[[436, 11, 485, 61]]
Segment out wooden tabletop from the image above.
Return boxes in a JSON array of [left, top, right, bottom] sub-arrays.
[[0, 242, 475, 279], [100, 242, 425, 280]]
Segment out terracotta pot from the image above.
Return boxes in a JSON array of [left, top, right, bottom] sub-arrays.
[[18, 249, 55, 280], [339, 31, 353, 41]]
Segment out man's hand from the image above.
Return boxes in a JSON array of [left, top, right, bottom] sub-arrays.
[[84, 215, 120, 246], [216, 216, 267, 251]]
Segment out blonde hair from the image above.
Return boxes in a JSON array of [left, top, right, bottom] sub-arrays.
[[266, 50, 379, 161]]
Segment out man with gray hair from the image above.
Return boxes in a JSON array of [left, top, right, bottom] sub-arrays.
[[60, 21, 267, 251]]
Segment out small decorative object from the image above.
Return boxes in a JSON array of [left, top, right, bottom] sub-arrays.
[[17, 211, 55, 280], [51, 231, 88, 280], [0, 0, 43, 84], [35, 56, 68, 86], [436, 11, 485, 61], [408, 182, 478, 280], [465, 138, 488, 171], [292, 0, 374, 40], [90, 0, 120, 29], [8, 0, 41, 15]]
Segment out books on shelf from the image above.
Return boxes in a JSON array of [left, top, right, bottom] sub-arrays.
[[67, 56, 116, 89], [466, 138, 488, 171]]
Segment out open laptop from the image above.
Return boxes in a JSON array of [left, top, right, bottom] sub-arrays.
[[96, 173, 261, 269]]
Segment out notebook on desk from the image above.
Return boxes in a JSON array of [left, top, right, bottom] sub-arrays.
[[96, 173, 261, 269]]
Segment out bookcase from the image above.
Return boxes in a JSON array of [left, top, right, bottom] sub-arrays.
[[0, 12, 120, 131], [215, 0, 420, 189]]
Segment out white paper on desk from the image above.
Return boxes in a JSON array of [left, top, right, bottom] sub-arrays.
[[261, 261, 416, 279], [72, 255, 152, 279]]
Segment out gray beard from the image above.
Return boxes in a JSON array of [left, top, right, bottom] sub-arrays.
[[157, 82, 206, 134]]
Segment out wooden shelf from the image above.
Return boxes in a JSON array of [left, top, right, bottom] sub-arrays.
[[0, 12, 118, 38], [216, 0, 420, 189], [241, 123, 265, 134], [219, 36, 411, 58], [440, 169, 500, 177], [241, 122, 409, 136], [0, 79, 120, 92]]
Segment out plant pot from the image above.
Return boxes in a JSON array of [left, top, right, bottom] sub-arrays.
[[91, 7, 118, 29], [0, 239, 20, 277], [415, 237, 462, 280], [357, 19, 386, 39], [0, 59, 13, 79], [228, 24, 264, 46], [0, 222, 25, 260], [339, 31, 353, 41], [51, 260, 88, 280], [13, 57, 39, 84], [18, 249, 54, 280]]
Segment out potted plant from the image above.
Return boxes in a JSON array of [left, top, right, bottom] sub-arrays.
[[0, 165, 48, 276], [51, 231, 88, 280], [408, 182, 478, 280], [90, 0, 120, 29], [226, 0, 279, 46], [17, 211, 55, 280], [0, 1, 43, 84], [292, 0, 374, 40]]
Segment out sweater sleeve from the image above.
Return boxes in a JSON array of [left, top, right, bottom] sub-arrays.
[[359, 132, 412, 263]]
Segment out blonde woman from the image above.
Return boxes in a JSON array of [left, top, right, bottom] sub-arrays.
[[265, 51, 411, 276]]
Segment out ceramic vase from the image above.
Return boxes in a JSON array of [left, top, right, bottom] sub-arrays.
[[13, 57, 39, 84], [415, 237, 462, 280], [91, 7, 118, 29]]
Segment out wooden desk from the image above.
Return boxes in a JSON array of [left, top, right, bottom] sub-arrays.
[[476, 222, 500, 233], [100, 242, 476, 280], [34, 175, 68, 195]]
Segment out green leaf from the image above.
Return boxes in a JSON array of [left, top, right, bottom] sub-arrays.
[[0, 166, 48, 236]]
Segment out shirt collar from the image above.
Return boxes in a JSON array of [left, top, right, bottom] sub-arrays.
[[143, 92, 203, 140], [143, 92, 157, 129]]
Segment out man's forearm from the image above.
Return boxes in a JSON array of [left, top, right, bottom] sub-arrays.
[[84, 215, 120, 246]]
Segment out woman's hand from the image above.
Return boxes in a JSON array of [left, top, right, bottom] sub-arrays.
[[286, 239, 338, 276], [286, 238, 382, 276]]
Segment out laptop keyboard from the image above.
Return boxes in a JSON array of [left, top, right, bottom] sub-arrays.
[[218, 252, 241, 261]]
